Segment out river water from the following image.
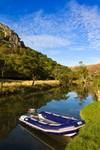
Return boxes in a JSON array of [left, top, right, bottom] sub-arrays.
[[0, 87, 94, 150]]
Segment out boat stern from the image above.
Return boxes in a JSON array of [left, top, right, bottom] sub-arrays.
[[75, 120, 85, 128]]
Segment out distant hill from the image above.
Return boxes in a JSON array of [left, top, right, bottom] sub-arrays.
[[71, 63, 100, 74], [0, 23, 71, 80], [87, 64, 100, 74]]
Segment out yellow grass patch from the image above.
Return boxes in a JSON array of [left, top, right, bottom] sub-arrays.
[[1, 80, 60, 88]]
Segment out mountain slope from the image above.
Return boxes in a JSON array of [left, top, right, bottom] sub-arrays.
[[71, 64, 100, 74], [0, 23, 71, 80], [87, 64, 100, 74]]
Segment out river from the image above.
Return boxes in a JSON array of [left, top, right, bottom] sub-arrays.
[[0, 87, 94, 150]]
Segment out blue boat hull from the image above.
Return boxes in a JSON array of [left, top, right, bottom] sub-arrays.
[[19, 112, 84, 137], [39, 111, 85, 128]]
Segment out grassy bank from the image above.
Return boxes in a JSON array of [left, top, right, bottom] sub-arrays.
[[0, 80, 59, 87], [0, 80, 60, 95], [66, 101, 100, 150]]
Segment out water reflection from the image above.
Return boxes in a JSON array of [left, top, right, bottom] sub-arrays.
[[19, 123, 70, 150], [0, 88, 69, 140], [0, 86, 94, 150]]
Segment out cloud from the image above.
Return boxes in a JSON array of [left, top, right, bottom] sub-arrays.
[[10, 1, 100, 52], [68, 1, 100, 50], [21, 34, 71, 50], [0, 0, 100, 65]]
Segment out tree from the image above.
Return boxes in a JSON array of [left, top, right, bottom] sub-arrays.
[[0, 54, 7, 78], [78, 61, 92, 87], [32, 74, 37, 86]]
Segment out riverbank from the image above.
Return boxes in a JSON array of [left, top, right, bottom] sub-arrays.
[[0, 80, 60, 96], [66, 101, 100, 150]]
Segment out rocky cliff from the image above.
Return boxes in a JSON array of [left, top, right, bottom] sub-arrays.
[[0, 23, 25, 48]]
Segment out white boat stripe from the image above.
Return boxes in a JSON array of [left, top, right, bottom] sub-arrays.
[[19, 118, 84, 133]]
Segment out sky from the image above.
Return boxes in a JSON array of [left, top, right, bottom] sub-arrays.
[[0, 0, 100, 66]]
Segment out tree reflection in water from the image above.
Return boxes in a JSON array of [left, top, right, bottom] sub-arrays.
[[0, 85, 94, 141]]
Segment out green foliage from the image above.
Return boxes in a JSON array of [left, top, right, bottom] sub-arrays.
[[93, 74, 100, 92], [74, 62, 93, 87], [57, 67, 73, 87], [0, 23, 76, 83], [0, 29, 5, 40], [0, 27, 72, 80], [78, 62, 89, 79]]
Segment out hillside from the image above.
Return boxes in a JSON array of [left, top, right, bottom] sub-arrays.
[[87, 64, 100, 74], [71, 63, 100, 74], [0, 23, 71, 80]]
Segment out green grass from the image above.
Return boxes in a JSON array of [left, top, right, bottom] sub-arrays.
[[66, 101, 100, 150]]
